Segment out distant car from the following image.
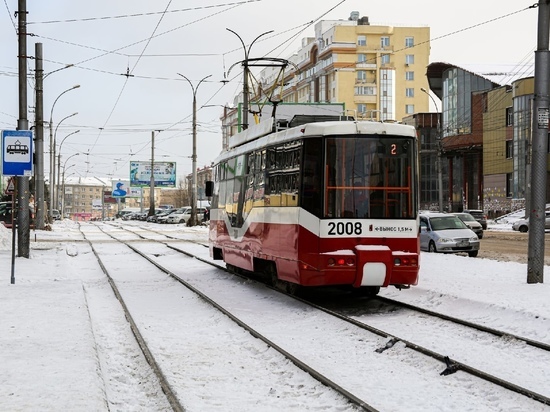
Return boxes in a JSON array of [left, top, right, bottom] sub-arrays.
[[452, 212, 483, 239], [512, 211, 550, 233], [419, 212, 480, 257], [166, 206, 207, 224], [51, 209, 61, 220], [158, 207, 187, 224], [462, 209, 487, 230]]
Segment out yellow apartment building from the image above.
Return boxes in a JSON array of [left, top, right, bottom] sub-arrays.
[[255, 12, 431, 122]]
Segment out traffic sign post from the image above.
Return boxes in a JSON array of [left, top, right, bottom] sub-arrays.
[[2, 130, 33, 285], [2, 130, 33, 176]]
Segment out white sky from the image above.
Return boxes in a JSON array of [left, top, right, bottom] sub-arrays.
[[0, 216, 549, 410], [0, 0, 538, 182]]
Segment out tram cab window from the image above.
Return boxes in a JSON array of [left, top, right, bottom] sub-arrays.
[[324, 136, 415, 219]]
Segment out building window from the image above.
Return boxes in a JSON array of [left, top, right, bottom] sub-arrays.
[[355, 86, 376, 95], [406, 88, 414, 97], [405, 37, 414, 47], [357, 104, 367, 113], [380, 54, 390, 64], [380, 36, 390, 48], [405, 71, 414, 81], [357, 53, 366, 63], [357, 35, 366, 46], [356, 70, 366, 81], [506, 140, 513, 159], [405, 54, 414, 65], [506, 107, 513, 126], [506, 172, 513, 197], [406, 104, 414, 114]]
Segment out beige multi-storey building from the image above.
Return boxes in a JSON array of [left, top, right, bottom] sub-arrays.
[[254, 11, 431, 122]]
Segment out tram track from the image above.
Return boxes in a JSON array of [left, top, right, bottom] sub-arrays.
[[96, 222, 550, 408], [80, 223, 376, 411]]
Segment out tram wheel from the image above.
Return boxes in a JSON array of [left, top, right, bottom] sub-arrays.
[[286, 281, 302, 296], [353, 286, 380, 297]]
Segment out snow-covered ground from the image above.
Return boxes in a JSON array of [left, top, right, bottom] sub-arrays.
[[0, 216, 549, 411]]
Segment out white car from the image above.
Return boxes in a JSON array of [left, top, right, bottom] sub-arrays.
[[512, 211, 550, 232], [166, 207, 206, 224], [419, 212, 480, 257]]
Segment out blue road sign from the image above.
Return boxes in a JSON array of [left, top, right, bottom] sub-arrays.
[[2, 130, 33, 176]]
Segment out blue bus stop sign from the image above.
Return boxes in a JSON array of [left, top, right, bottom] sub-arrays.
[[2, 130, 33, 176]]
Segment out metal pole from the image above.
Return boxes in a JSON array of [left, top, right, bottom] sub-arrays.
[[34, 43, 45, 229], [51, 112, 77, 212], [149, 131, 155, 216], [177, 74, 212, 226], [56, 130, 79, 209], [59, 154, 78, 217], [48, 86, 79, 221], [527, 0, 550, 284], [17, 0, 30, 258], [226, 29, 273, 131]]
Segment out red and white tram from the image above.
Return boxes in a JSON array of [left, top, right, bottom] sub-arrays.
[[206, 116, 420, 295]]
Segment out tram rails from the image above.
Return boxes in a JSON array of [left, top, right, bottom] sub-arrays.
[[95, 222, 550, 408], [80, 223, 374, 411]]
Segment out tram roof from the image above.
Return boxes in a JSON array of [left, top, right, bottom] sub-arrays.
[[216, 118, 416, 163]]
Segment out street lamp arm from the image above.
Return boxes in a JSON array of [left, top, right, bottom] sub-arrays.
[[248, 30, 274, 56], [226, 28, 247, 58], [59, 130, 80, 152], [53, 112, 78, 140], [49, 85, 80, 124], [44, 64, 74, 80]]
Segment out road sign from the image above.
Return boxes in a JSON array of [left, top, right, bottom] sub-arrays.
[[2, 130, 33, 176], [4, 177, 15, 195]]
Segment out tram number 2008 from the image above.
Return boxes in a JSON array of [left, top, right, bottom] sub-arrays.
[[327, 222, 363, 235]]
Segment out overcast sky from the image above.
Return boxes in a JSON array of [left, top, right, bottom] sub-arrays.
[[0, 0, 538, 182]]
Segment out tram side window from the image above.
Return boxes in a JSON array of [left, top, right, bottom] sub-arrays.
[[266, 142, 301, 207], [301, 138, 323, 217]]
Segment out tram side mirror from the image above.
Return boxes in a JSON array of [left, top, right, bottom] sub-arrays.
[[205, 181, 214, 197]]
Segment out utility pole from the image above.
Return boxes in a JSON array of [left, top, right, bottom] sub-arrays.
[[34, 43, 45, 229], [149, 131, 155, 216], [17, 0, 30, 258], [527, 0, 550, 284], [177, 74, 211, 226]]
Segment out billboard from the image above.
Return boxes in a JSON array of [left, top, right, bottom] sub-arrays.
[[130, 161, 176, 187], [111, 180, 130, 197]]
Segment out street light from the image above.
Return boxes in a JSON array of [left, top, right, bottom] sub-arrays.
[[421, 87, 444, 212], [226, 28, 273, 131], [177, 73, 211, 226], [51, 112, 78, 214], [56, 130, 80, 209], [60, 153, 79, 217], [48, 85, 80, 220]]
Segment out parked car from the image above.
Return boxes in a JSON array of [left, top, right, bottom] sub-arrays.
[[51, 209, 61, 220], [157, 207, 187, 224], [166, 206, 207, 224], [419, 212, 480, 257], [146, 209, 169, 223], [452, 212, 483, 239], [512, 211, 550, 233], [462, 209, 487, 230]]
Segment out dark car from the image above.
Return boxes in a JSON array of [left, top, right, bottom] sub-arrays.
[[463, 209, 487, 230], [452, 212, 483, 239]]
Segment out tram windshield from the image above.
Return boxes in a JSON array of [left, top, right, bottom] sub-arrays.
[[323, 136, 417, 219]]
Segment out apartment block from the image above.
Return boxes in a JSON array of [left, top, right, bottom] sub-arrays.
[[256, 11, 431, 122]]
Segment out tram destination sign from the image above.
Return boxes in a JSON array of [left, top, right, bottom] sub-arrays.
[[1, 130, 33, 176]]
